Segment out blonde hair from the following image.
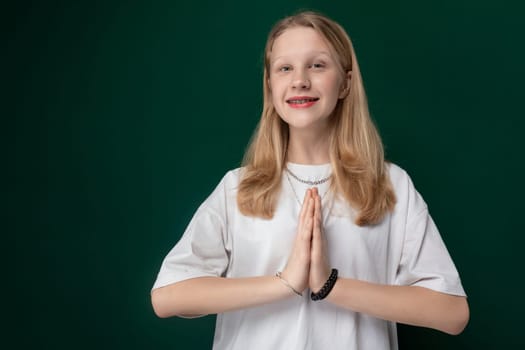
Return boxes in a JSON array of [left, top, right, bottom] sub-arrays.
[[237, 11, 396, 226]]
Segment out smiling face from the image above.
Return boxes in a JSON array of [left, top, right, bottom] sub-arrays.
[[268, 26, 348, 134]]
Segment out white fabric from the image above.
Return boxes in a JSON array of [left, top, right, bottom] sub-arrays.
[[152, 162, 466, 350]]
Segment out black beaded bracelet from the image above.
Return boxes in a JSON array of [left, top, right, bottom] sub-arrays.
[[310, 268, 338, 301]]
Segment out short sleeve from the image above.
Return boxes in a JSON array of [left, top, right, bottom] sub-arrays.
[[393, 169, 466, 297], [151, 178, 231, 291]]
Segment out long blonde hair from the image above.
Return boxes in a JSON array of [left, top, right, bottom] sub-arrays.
[[237, 11, 396, 226]]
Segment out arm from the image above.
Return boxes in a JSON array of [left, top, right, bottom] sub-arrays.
[[152, 189, 317, 318], [151, 276, 293, 318], [308, 188, 469, 335], [326, 279, 469, 335]]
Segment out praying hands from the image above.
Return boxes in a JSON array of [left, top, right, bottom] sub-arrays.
[[280, 188, 332, 296]]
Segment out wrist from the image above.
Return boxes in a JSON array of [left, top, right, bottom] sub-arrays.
[[311, 268, 338, 301], [276, 271, 303, 297]]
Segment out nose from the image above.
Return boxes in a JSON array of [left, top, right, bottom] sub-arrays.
[[291, 70, 310, 89]]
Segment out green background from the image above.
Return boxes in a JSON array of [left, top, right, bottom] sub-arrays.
[[8, 0, 524, 348]]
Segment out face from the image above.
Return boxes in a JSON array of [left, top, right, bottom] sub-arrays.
[[268, 26, 347, 133]]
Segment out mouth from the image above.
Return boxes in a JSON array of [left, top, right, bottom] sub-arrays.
[[286, 97, 320, 105]]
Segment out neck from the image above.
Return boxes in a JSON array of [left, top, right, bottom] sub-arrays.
[[286, 127, 330, 164]]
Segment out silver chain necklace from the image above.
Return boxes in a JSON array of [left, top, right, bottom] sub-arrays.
[[285, 167, 331, 186], [285, 171, 331, 206]]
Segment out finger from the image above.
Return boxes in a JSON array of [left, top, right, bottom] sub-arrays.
[[298, 199, 313, 264], [295, 197, 313, 244], [312, 187, 322, 223], [312, 194, 322, 253], [299, 189, 311, 222], [307, 196, 315, 223], [302, 198, 314, 240], [315, 191, 322, 228], [314, 192, 321, 233], [313, 191, 328, 260]]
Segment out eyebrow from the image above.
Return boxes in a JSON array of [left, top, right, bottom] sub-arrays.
[[271, 50, 333, 63]]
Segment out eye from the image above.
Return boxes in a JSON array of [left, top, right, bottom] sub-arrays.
[[279, 65, 292, 72], [310, 62, 325, 69]]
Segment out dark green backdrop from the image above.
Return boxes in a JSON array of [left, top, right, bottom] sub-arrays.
[[8, 0, 525, 348]]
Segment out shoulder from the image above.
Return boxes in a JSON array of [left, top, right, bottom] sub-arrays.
[[386, 162, 413, 197], [386, 162, 409, 187], [199, 167, 243, 215], [217, 167, 243, 194], [386, 162, 428, 216]]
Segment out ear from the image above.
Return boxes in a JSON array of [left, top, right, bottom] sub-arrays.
[[338, 70, 352, 99]]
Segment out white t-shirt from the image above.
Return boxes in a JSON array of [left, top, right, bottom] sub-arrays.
[[152, 162, 466, 350]]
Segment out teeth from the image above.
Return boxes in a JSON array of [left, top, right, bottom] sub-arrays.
[[289, 98, 317, 104]]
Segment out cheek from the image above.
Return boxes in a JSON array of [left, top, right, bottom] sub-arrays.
[[324, 79, 344, 100], [269, 80, 287, 119], [272, 95, 285, 119], [269, 79, 286, 103], [269, 77, 283, 93]]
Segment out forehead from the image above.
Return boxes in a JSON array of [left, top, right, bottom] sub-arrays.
[[270, 26, 332, 61]]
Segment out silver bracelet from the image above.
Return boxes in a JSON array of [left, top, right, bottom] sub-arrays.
[[276, 271, 302, 296]]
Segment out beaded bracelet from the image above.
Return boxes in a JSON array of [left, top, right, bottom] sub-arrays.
[[310, 268, 338, 301]]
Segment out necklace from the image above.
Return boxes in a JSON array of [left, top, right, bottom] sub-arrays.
[[285, 167, 331, 186], [285, 171, 331, 206]]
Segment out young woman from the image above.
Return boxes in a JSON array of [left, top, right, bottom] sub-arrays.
[[151, 11, 469, 349]]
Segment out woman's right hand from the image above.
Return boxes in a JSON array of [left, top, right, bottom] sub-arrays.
[[280, 188, 314, 294]]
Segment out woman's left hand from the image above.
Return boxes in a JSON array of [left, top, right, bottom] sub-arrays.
[[308, 187, 331, 293]]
